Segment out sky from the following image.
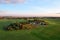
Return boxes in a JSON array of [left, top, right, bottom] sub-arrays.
[[0, 0, 60, 17]]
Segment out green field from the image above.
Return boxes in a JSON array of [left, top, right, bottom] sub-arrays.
[[0, 19, 60, 40]]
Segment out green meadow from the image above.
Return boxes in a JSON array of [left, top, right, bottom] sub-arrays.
[[0, 18, 60, 40]]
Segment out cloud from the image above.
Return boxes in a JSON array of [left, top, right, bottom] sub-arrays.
[[18, 0, 25, 3], [0, 10, 60, 17], [30, 5, 60, 13], [0, 0, 26, 4]]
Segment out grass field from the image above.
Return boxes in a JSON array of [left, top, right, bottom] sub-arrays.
[[0, 19, 60, 40]]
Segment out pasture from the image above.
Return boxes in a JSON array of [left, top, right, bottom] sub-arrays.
[[0, 18, 60, 40]]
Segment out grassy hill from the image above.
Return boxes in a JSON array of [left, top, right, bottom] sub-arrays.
[[0, 19, 60, 40]]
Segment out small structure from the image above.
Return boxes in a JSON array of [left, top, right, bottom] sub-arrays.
[[27, 19, 48, 25]]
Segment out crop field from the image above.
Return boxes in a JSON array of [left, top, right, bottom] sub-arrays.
[[0, 18, 60, 40]]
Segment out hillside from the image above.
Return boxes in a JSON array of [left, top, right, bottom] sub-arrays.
[[0, 18, 60, 40]]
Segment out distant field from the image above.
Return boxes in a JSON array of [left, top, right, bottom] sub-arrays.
[[0, 18, 60, 40]]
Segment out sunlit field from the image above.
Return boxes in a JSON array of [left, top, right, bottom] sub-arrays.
[[0, 18, 60, 40]]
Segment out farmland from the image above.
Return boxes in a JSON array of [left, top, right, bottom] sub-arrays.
[[0, 18, 60, 40]]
